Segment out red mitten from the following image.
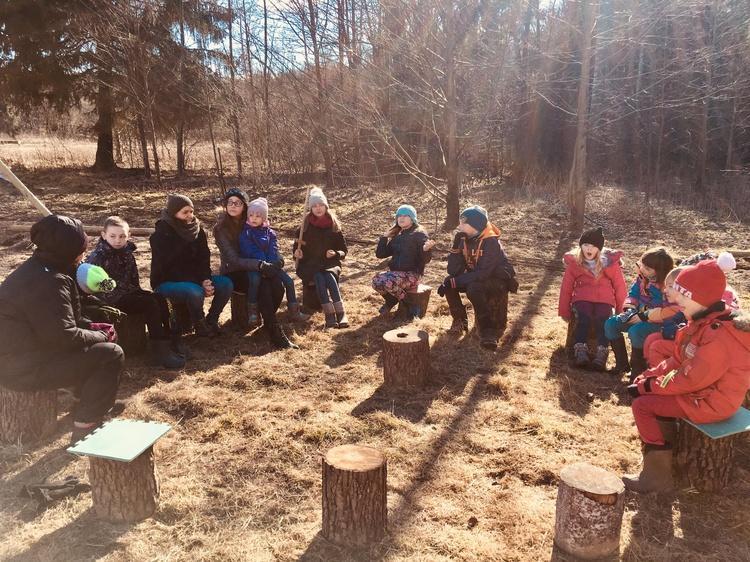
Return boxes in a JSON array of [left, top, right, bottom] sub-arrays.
[[90, 322, 117, 343]]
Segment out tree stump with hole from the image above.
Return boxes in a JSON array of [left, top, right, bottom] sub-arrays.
[[89, 446, 159, 522], [396, 284, 431, 318], [554, 462, 625, 560], [302, 282, 322, 312], [382, 327, 430, 389], [487, 289, 509, 335], [230, 291, 250, 332], [0, 387, 57, 443], [115, 313, 147, 355], [673, 420, 740, 492], [322, 444, 387, 546]]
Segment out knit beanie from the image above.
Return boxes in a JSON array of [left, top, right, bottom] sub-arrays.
[[30, 215, 88, 266], [76, 263, 116, 294], [395, 204, 418, 224], [673, 260, 727, 307], [308, 187, 328, 209], [460, 205, 489, 233], [579, 227, 605, 251], [166, 193, 194, 217], [224, 188, 249, 208], [248, 197, 269, 221]]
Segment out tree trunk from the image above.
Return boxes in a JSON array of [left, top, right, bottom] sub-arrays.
[[322, 444, 387, 546], [89, 446, 159, 522], [673, 420, 738, 492], [554, 462, 625, 560], [444, 33, 460, 229], [137, 116, 151, 178], [0, 387, 57, 444], [382, 327, 430, 389], [93, 80, 117, 172]]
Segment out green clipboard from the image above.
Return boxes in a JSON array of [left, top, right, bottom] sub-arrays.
[[67, 418, 172, 462]]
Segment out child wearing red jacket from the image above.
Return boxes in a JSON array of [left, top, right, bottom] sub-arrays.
[[558, 227, 627, 370], [623, 259, 750, 493]]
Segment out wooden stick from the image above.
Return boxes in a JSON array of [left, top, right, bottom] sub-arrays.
[[2, 222, 154, 237], [294, 185, 312, 265], [0, 158, 52, 217]]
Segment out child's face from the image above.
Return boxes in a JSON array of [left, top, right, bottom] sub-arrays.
[[673, 292, 705, 319], [247, 212, 264, 227], [663, 274, 679, 303], [175, 206, 195, 222], [581, 243, 599, 261], [311, 203, 327, 217], [396, 215, 413, 229], [102, 225, 129, 249], [458, 220, 478, 238], [225, 196, 245, 218], [637, 261, 657, 281]]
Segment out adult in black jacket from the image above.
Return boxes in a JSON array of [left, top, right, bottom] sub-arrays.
[[213, 188, 297, 349], [149, 194, 233, 337], [0, 215, 123, 443]]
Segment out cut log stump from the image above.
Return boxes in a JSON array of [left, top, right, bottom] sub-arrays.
[[487, 290, 509, 334], [382, 327, 430, 389], [396, 284, 432, 318], [564, 312, 600, 358], [89, 446, 159, 522], [0, 387, 57, 444], [230, 291, 250, 332], [116, 313, 147, 355], [554, 462, 625, 560], [302, 282, 322, 312], [169, 300, 193, 335], [322, 444, 387, 546]]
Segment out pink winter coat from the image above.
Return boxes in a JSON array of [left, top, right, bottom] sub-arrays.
[[558, 249, 628, 319]]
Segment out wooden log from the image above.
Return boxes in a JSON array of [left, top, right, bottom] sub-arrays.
[[115, 313, 147, 355], [302, 281, 322, 312], [487, 289, 509, 334], [396, 284, 432, 318], [322, 444, 387, 546], [382, 327, 430, 389], [89, 446, 159, 522], [169, 300, 193, 335], [0, 387, 57, 444], [1, 221, 154, 237], [554, 462, 625, 560], [674, 421, 739, 492], [230, 291, 250, 332]]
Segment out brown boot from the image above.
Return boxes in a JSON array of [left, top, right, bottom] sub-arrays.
[[287, 302, 310, 322], [332, 301, 349, 328], [322, 302, 338, 328], [623, 445, 674, 493]]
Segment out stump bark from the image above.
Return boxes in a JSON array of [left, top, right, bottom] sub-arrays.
[[554, 462, 625, 560], [169, 301, 193, 335], [89, 446, 159, 522], [302, 282, 322, 312], [0, 387, 57, 443], [382, 327, 430, 389], [322, 444, 387, 546], [116, 313, 147, 355], [396, 284, 432, 318], [487, 290, 509, 334], [564, 313, 599, 358], [230, 291, 250, 332], [674, 421, 739, 492]]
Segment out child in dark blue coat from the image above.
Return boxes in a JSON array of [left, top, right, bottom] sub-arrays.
[[239, 197, 308, 324]]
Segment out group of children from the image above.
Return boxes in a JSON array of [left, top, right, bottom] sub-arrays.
[[558, 227, 750, 492]]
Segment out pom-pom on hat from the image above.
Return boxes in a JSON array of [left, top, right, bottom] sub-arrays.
[[579, 227, 605, 251], [673, 260, 727, 307], [460, 205, 489, 233], [717, 251, 736, 272], [76, 263, 116, 295], [308, 187, 328, 209], [395, 204, 418, 224], [247, 197, 269, 221]]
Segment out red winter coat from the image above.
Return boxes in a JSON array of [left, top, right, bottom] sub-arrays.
[[638, 310, 750, 423], [558, 249, 627, 319]]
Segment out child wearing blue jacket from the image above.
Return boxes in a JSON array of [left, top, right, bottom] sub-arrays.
[[238, 198, 308, 324]]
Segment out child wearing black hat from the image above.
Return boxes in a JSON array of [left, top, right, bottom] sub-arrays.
[[558, 227, 627, 370], [437, 205, 518, 350]]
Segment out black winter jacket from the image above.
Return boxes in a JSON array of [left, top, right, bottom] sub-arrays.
[[149, 220, 212, 288], [293, 222, 347, 283], [86, 239, 141, 305], [447, 229, 517, 291], [0, 255, 107, 389], [376, 227, 432, 274]]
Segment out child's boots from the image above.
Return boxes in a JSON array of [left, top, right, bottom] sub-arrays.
[[333, 301, 349, 328], [622, 444, 674, 493], [379, 293, 398, 316], [248, 303, 260, 327], [591, 345, 609, 371], [448, 304, 469, 335], [629, 347, 647, 384], [287, 302, 310, 322], [608, 336, 631, 375], [148, 338, 186, 370], [322, 302, 338, 328], [267, 323, 299, 349], [573, 342, 590, 367]]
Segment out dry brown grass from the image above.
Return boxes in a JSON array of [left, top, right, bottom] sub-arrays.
[[1, 167, 749, 562]]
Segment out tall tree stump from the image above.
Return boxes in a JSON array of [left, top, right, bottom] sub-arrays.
[[554, 462, 625, 560], [382, 327, 430, 389], [674, 421, 740, 492], [302, 281, 322, 312], [89, 446, 159, 522], [115, 313, 147, 355], [0, 387, 57, 443], [487, 289, 509, 334], [322, 444, 387, 546], [230, 291, 250, 332], [396, 284, 432, 318]]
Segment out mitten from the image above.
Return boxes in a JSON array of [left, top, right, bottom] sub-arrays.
[[90, 322, 117, 342]]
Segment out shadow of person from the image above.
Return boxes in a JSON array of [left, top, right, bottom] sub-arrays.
[[620, 492, 676, 559]]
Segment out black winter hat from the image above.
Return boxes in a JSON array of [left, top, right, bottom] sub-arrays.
[[579, 226, 605, 250], [166, 193, 194, 217], [223, 188, 249, 207], [30, 214, 88, 267]]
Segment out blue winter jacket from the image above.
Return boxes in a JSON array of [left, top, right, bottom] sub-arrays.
[[239, 225, 281, 263]]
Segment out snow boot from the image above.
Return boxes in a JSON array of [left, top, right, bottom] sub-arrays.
[[591, 344, 609, 371], [322, 302, 338, 328], [573, 342, 590, 368], [608, 336, 631, 375], [333, 301, 349, 328], [622, 445, 674, 493]]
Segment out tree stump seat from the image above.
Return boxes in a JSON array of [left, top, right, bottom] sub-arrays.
[[302, 281, 322, 312], [554, 462, 625, 560], [322, 444, 387, 546], [168, 300, 193, 335], [67, 418, 171, 522], [564, 309, 600, 358], [115, 312, 147, 355], [230, 291, 250, 332], [382, 326, 430, 389], [487, 289, 509, 335], [673, 407, 750, 492], [395, 284, 432, 318], [0, 386, 57, 444]]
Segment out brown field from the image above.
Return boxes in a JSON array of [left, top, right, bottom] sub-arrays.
[[1, 154, 749, 561]]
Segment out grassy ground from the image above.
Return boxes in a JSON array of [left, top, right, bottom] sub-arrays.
[[0, 164, 749, 561]]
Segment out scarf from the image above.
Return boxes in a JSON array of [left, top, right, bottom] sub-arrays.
[[308, 212, 334, 229], [160, 209, 200, 241]]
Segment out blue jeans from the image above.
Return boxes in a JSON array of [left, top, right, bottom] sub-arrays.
[[604, 313, 661, 348], [248, 270, 298, 304], [572, 301, 611, 346], [156, 276, 233, 325], [314, 271, 341, 305]]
